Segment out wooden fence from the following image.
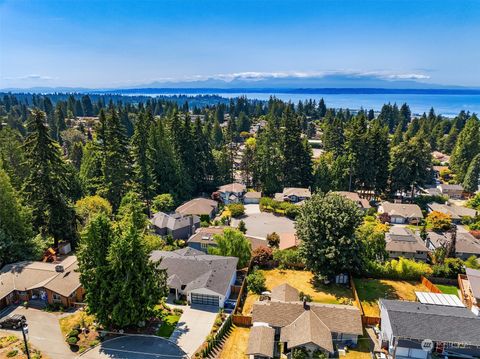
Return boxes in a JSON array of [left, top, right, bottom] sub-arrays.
[[362, 316, 381, 326], [232, 314, 253, 327], [458, 274, 472, 308], [420, 275, 442, 294]]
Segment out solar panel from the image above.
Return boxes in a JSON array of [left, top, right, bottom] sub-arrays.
[[415, 291, 465, 307]]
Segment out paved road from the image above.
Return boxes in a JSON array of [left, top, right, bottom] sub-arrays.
[[0, 306, 75, 359], [80, 335, 187, 358], [231, 211, 295, 238], [169, 305, 218, 357]]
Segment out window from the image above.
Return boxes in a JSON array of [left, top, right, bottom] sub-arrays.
[[201, 243, 209, 250], [53, 293, 62, 303]]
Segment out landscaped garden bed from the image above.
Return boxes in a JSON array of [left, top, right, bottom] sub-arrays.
[[242, 269, 354, 314], [0, 334, 45, 359], [59, 310, 100, 354], [353, 278, 428, 317]]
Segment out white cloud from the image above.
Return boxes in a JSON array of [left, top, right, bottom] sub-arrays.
[[4, 74, 54, 81]]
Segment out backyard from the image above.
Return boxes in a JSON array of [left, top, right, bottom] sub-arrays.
[[217, 326, 250, 359], [436, 284, 459, 296], [243, 269, 354, 314], [353, 278, 428, 317], [344, 333, 372, 359]]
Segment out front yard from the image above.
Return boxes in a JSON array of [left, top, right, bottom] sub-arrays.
[[242, 269, 354, 314], [353, 278, 428, 317], [0, 335, 45, 359], [218, 326, 250, 359], [156, 314, 180, 337], [58, 310, 99, 354]]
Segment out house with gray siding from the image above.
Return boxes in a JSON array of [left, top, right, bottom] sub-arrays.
[[380, 299, 480, 359], [150, 211, 200, 240]]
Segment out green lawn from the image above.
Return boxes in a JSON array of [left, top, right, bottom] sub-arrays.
[[436, 284, 459, 296], [157, 315, 180, 338]]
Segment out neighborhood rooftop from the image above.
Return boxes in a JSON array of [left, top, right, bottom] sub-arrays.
[[150, 248, 238, 297], [466, 268, 480, 300], [380, 202, 423, 219], [380, 299, 480, 346], [175, 198, 218, 216]]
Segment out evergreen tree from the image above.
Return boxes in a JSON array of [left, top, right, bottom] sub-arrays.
[[212, 118, 224, 149], [463, 154, 480, 193], [131, 110, 154, 205], [23, 109, 77, 246], [81, 95, 94, 117], [450, 116, 480, 182], [192, 117, 216, 193], [281, 107, 313, 187], [97, 108, 132, 211], [0, 168, 37, 267], [79, 141, 102, 194], [318, 98, 327, 118], [322, 117, 344, 157], [389, 135, 432, 198], [366, 119, 390, 194], [107, 222, 167, 327]]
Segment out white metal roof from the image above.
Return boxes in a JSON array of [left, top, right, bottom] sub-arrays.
[[415, 291, 465, 307]]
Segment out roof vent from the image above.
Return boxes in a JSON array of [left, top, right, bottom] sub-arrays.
[[55, 265, 64, 272]]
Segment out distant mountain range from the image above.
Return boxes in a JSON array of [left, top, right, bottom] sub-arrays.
[[2, 73, 480, 94]]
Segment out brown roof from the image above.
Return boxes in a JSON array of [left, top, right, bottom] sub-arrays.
[[280, 310, 334, 352], [187, 227, 225, 244], [270, 283, 299, 302], [428, 203, 477, 221], [279, 233, 299, 250], [0, 256, 80, 299], [244, 191, 262, 199], [246, 326, 275, 358], [252, 301, 363, 336], [386, 227, 429, 254], [218, 183, 246, 193], [335, 191, 371, 209], [282, 187, 311, 198], [380, 202, 423, 219], [175, 198, 218, 216]]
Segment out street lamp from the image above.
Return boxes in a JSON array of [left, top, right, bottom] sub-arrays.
[[21, 321, 31, 359]]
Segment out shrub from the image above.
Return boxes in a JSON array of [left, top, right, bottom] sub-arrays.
[[7, 350, 18, 358], [465, 255, 480, 269], [285, 203, 300, 219], [68, 330, 80, 338], [273, 249, 304, 269], [238, 220, 247, 233], [298, 291, 312, 302], [247, 270, 266, 294], [266, 232, 280, 248], [259, 197, 275, 211], [378, 212, 391, 224], [227, 203, 245, 218], [67, 336, 79, 345], [426, 211, 452, 231], [251, 246, 273, 267], [152, 193, 175, 213], [364, 257, 432, 280], [292, 347, 309, 359], [200, 221, 210, 228], [467, 192, 480, 210]]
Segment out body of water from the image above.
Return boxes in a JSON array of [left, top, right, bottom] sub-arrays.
[[130, 91, 480, 117]]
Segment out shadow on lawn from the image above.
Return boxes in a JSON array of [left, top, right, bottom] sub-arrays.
[[309, 277, 355, 302], [354, 279, 399, 306]]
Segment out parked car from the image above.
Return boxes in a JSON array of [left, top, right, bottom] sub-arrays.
[[0, 314, 26, 329]]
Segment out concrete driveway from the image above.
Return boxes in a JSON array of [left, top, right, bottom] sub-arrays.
[[0, 306, 75, 359], [80, 335, 187, 358], [169, 305, 218, 356], [231, 211, 295, 238]]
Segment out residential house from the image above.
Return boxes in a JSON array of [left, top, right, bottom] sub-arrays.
[[217, 183, 247, 204], [278, 233, 300, 250], [439, 183, 464, 199], [187, 227, 268, 253], [247, 284, 363, 359], [150, 212, 200, 240], [335, 191, 371, 210], [385, 226, 429, 261], [380, 298, 480, 358], [0, 256, 83, 309], [244, 191, 262, 204], [274, 188, 312, 203], [150, 247, 238, 308], [426, 231, 480, 260], [432, 165, 449, 180], [432, 151, 450, 165], [464, 268, 480, 310], [175, 198, 218, 219], [427, 202, 477, 224], [378, 202, 423, 224]]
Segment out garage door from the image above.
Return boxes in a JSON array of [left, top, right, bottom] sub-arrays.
[[191, 293, 219, 306]]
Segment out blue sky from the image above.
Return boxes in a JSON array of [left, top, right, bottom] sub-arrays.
[[1, 0, 479, 88]]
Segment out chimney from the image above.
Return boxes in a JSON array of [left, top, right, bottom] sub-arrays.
[[303, 296, 310, 310]]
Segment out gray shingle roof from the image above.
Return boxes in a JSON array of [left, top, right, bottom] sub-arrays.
[[466, 268, 480, 299], [380, 202, 423, 219], [175, 198, 218, 216], [150, 212, 199, 231], [246, 325, 275, 357], [428, 203, 477, 220], [380, 299, 480, 346], [270, 283, 299, 302], [385, 227, 429, 254], [427, 231, 480, 256], [150, 249, 238, 296], [252, 301, 363, 335]]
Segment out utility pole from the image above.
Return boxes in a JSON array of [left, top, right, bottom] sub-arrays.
[[21, 321, 31, 359]]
